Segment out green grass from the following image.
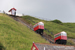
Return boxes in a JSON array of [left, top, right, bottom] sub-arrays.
[[0, 13, 49, 50], [66, 39, 75, 46], [63, 23, 75, 30]]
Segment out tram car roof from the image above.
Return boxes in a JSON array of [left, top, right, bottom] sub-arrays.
[[33, 22, 44, 26], [54, 31, 67, 36]]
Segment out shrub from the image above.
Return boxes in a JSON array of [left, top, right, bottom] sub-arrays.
[[51, 19, 62, 24], [67, 39, 75, 46]]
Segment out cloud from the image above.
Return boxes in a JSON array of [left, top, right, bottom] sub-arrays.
[[0, 0, 42, 13], [0, 0, 75, 22]]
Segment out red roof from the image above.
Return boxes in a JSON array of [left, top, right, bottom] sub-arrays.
[[8, 8, 16, 12], [31, 42, 39, 50]]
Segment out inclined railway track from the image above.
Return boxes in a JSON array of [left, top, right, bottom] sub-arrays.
[[42, 34, 55, 44], [8, 15, 56, 44]]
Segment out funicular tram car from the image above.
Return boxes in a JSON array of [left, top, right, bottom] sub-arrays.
[[33, 22, 44, 35], [54, 31, 67, 44]]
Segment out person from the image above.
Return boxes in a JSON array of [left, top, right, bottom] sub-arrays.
[[14, 11, 16, 17]]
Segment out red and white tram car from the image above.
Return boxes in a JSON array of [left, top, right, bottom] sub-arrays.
[[33, 22, 44, 35], [54, 31, 67, 44]]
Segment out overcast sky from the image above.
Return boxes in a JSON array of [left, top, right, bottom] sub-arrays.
[[0, 0, 75, 22]]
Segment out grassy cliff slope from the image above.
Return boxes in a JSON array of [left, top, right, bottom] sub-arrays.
[[0, 13, 49, 50]]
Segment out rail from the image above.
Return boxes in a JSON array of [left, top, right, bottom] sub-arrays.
[[7, 15, 55, 44]]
